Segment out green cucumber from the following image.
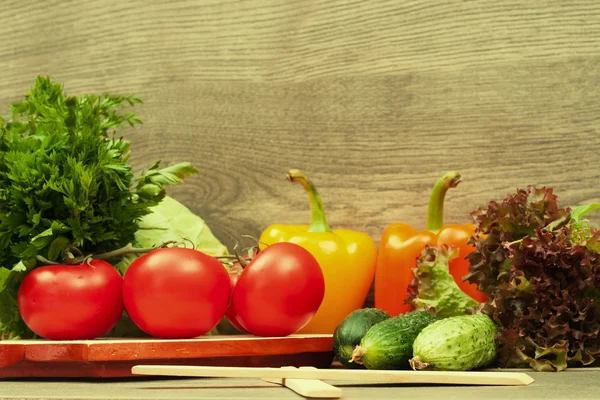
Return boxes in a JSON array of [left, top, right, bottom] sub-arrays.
[[333, 308, 391, 368], [350, 311, 437, 370], [409, 313, 497, 371]]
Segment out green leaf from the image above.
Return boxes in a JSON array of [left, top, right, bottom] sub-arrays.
[[114, 196, 228, 273], [0, 76, 200, 338], [0, 262, 30, 338], [0, 263, 26, 291], [48, 236, 70, 261], [516, 339, 569, 372], [136, 184, 163, 199], [543, 215, 569, 232], [407, 245, 479, 318], [0, 268, 11, 291], [29, 222, 71, 250], [585, 236, 600, 253], [571, 204, 600, 222], [146, 160, 161, 170], [50, 221, 70, 233], [138, 162, 199, 187], [30, 228, 55, 246]]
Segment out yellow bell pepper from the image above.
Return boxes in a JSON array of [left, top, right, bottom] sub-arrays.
[[259, 169, 377, 334]]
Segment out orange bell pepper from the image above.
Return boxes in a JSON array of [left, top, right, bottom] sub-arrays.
[[374, 171, 487, 316], [259, 169, 377, 334]]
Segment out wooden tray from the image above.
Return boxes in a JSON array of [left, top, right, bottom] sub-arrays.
[[0, 334, 334, 378]]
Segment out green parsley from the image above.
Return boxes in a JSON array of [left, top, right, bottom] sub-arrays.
[[0, 76, 197, 338]]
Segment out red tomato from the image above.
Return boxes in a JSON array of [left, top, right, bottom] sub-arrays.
[[122, 247, 231, 339], [17, 260, 124, 340], [226, 242, 325, 337]]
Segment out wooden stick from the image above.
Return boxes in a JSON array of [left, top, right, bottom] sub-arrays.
[[131, 365, 535, 386], [262, 367, 342, 398]]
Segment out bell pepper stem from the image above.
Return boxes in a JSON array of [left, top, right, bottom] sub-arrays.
[[287, 169, 332, 233], [426, 172, 461, 233]]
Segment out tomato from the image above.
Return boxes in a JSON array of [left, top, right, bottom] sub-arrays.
[[122, 247, 231, 339], [17, 260, 124, 340], [226, 242, 325, 337]]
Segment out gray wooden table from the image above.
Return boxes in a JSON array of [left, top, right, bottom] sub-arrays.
[[1, 369, 599, 400]]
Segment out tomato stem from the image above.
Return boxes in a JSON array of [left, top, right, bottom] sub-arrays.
[[36, 241, 179, 266], [67, 245, 84, 257], [232, 248, 248, 267], [240, 234, 270, 250], [180, 237, 197, 250], [35, 255, 60, 265], [287, 169, 332, 233], [91, 242, 174, 261], [426, 172, 461, 234]]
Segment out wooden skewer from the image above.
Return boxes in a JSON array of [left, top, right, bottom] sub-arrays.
[[261, 366, 342, 398], [131, 365, 535, 386]]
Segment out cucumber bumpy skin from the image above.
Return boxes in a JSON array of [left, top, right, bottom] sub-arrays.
[[351, 311, 437, 370], [409, 313, 497, 371]]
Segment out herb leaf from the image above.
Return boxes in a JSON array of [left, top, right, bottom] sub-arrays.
[[0, 76, 197, 339]]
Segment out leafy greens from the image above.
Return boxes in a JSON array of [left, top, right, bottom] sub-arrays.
[[407, 245, 479, 318], [114, 195, 229, 274], [464, 186, 600, 371], [0, 76, 198, 338]]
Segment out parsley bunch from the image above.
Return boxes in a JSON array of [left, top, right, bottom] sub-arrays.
[[0, 76, 197, 338]]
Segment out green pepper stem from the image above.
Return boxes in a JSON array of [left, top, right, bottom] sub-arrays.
[[426, 172, 461, 233], [287, 169, 332, 233]]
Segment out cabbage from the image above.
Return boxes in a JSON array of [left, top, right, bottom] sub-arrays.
[[115, 195, 228, 273]]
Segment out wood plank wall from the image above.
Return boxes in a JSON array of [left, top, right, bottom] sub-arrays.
[[1, 0, 599, 306]]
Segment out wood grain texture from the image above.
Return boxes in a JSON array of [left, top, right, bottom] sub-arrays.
[[1, 370, 600, 400], [131, 365, 535, 386], [1, 1, 599, 306], [0, 335, 334, 377]]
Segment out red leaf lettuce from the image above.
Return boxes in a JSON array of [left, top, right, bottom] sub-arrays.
[[464, 186, 600, 371]]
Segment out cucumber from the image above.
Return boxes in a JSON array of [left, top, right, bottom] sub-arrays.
[[350, 311, 437, 370], [409, 313, 497, 371], [333, 308, 391, 368]]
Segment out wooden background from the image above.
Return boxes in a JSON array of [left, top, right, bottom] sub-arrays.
[[1, 0, 599, 256]]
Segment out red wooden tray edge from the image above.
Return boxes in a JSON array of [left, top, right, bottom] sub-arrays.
[[1, 334, 333, 364], [0, 334, 335, 378]]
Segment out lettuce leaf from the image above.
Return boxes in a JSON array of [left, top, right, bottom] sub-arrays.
[[407, 245, 478, 318], [465, 186, 600, 371], [114, 195, 228, 274]]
